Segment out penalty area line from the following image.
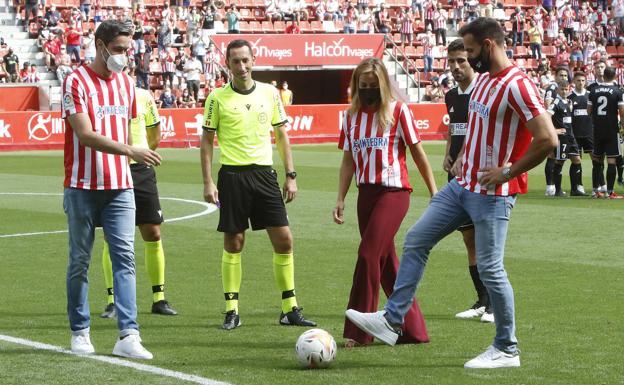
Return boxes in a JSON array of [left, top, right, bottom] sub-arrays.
[[0, 334, 233, 385]]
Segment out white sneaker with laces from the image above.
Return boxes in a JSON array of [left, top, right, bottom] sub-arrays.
[[70, 333, 95, 355], [464, 345, 520, 369], [544, 185, 556, 196], [455, 306, 485, 319], [345, 309, 399, 346], [112, 334, 153, 360], [480, 311, 495, 323]]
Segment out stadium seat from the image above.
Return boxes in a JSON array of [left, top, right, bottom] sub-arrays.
[[310, 20, 323, 33], [617, 46, 624, 56], [65, 0, 80, 7], [606, 45, 618, 56], [249, 20, 262, 33], [404, 45, 417, 59], [261, 21, 275, 33], [274, 20, 286, 31], [322, 20, 337, 32], [514, 46, 528, 58], [299, 21, 311, 33], [239, 21, 252, 33], [542, 45, 555, 57], [415, 45, 424, 57]]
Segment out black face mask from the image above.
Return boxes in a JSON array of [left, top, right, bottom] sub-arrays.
[[468, 44, 491, 74], [359, 88, 381, 106]]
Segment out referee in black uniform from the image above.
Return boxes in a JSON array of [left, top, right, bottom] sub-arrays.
[[443, 39, 493, 323]]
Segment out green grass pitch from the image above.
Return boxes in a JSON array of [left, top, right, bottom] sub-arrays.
[[0, 143, 622, 385]]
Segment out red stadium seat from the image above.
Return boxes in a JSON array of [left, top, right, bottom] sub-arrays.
[[514, 46, 528, 57], [404, 46, 417, 59], [239, 21, 252, 33], [606, 45, 618, 56], [274, 20, 286, 31], [310, 20, 323, 33], [299, 20, 311, 33], [65, 0, 80, 7], [542, 45, 555, 57], [249, 20, 262, 33], [617, 46, 624, 56], [261, 20, 274, 33]]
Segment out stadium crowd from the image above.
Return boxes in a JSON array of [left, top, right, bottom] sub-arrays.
[[1, 0, 624, 105]]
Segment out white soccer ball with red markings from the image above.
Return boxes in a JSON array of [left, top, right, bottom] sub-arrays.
[[295, 328, 337, 369]]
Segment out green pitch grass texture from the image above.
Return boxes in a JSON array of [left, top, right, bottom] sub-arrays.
[[0, 144, 622, 385]]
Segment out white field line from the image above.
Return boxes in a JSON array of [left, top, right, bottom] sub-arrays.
[[0, 193, 217, 238], [0, 334, 233, 385]]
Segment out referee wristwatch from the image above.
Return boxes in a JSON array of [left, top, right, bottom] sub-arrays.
[[502, 166, 513, 181], [286, 171, 297, 179]]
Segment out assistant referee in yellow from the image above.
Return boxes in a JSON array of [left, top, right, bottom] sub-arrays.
[[200, 39, 316, 330]]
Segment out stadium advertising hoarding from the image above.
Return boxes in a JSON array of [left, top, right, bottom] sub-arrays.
[[210, 34, 385, 66], [0, 104, 448, 151]]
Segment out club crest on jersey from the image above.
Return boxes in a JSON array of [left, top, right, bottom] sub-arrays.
[[489, 87, 498, 97]]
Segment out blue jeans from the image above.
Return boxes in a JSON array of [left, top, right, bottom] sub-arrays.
[[384, 179, 518, 353], [64, 188, 138, 335]]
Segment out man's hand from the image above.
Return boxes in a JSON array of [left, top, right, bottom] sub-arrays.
[[283, 178, 297, 203], [332, 201, 345, 224], [203, 181, 219, 205], [442, 155, 453, 173], [450, 157, 463, 177], [478, 162, 513, 186], [129, 147, 162, 166]]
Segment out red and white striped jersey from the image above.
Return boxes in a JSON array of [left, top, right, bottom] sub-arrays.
[[617, 67, 624, 86], [546, 15, 558, 34], [205, 51, 221, 76], [400, 14, 413, 34], [457, 66, 545, 196], [338, 101, 421, 190], [606, 24, 618, 40], [425, 3, 435, 20], [561, 11, 574, 28], [434, 10, 446, 30], [62, 66, 137, 190]]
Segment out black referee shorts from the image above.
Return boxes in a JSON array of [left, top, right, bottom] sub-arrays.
[[217, 165, 289, 233], [447, 172, 473, 232], [130, 163, 164, 225]]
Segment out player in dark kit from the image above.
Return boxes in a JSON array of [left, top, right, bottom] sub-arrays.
[[587, 66, 624, 199], [543, 80, 559, 196], [567, 71, 592, 196], [442, 39, 493, 323], [547, 67, 584, 196]]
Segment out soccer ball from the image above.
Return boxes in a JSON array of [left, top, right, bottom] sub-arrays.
[[295, 328, 337, 369]]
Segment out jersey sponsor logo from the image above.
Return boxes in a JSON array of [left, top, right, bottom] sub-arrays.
[[563, 116, 572, 124], [0, 119, 11, 138], [469, 100, 490, 119], [28, 113, 65, 141], [94, 105, 129, 120], [352, 136, 389, 153], [573, 109, 588, 116], [450, 122, 467, 135]]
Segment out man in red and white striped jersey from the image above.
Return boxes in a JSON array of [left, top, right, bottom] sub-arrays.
[[345, 18, 557, 369], [62, 19, 160, 359]]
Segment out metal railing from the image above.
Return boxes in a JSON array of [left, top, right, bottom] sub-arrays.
[[383, 34, 421, 102]]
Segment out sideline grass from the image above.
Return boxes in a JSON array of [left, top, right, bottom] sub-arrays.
[[0, 144, 622, 385]]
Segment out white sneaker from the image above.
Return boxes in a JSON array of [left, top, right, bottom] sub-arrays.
[[70, 333, 95, 355], [345, 309, 399, 346], [455, 305, 486, 319], [480, 311, 495, 323], [577, 185, 586, 195], [544, 185, 556, 196], [112, 334, 153, 360], [599, 184, 608, 193], [464, 345, 520, 369]]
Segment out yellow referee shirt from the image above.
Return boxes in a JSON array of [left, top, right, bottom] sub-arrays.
[[202, 81, 288, 166], [129, 88, 160, 163]]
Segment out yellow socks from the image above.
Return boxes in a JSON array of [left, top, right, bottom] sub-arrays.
[[101, 242, 114, 304], [222, 250, 242, 313], [145, 240, 166, 303], [273, 252, 298, 313]]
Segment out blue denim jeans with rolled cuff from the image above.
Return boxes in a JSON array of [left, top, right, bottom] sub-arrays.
[[64, 187, 139, 336], [384, 179, 519, 354]]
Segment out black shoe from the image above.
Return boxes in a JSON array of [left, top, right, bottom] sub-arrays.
[[279, 306, 317, 326], [222, 310, 241, 330], [151, 300, 178, 315], [554, 190, 567, 197], [100, 303, 116, 319], [618, 179, 624, 186], [570, 190, 588, 196]]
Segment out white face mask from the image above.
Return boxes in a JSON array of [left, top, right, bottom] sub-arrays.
[[102, 45, 127, 73]]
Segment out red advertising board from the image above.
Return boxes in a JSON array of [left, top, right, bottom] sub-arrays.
[[0, 104, 448, 151], [210, 34, 385, 66]]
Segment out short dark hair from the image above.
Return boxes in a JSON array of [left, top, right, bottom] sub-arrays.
[[94, 20, 133, 46], [555, 66, 569, 75], [604, 66, 616, 81], [447, 39, 465, 53], [573, 71, 586, 78], [226, 39, 253, 61], [459, 17, 505, 45]]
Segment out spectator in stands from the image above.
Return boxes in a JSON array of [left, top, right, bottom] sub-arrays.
[[159, 87, 178, 108], [504, 38, 513, 58], [561, 4, 575, 43], [201, 5, 218, 38], [80, 0, 92, 21], [292, 0, 309, 21], [357, 7, 373, 33], [184, 54, 202, 101], [160, 45, 176, 89], [398, 8, 413, 52], [327, 0, 342, 21], [433, 5, 447, 46], [278, 0, 296, 21], [0, 37, 6, 48], [423, 76, 443, 102], [24, 0, 38, 23], [584, 36, 598, 64], [280, 81, 293, 105], [312, 0, 326, 21], [2, 48, 20, 83], [205, 78, 216, 96], [373, 3, 390, 33], [23, 63, 40, 83], [82, 29, 96, 64], [19, 62, 29, 83], [343, 2, 358, 33], [205, 43, 220, 79], [423, 0, 434, 31], [450, 0, 463, 30], [285, 20, 301, 33], [186, 7, 201, 41], [421, 28, 434, 77], [510, 7, 525, 48], [158, 19, 172, 53], [136, 44, 151, 90], [55, 49, 72, 85], [178, 87, 196, 108], [189, 33, 206, 73], [528, 20, 543, 60], [614, 0, 624, 33], [70, 7, 84, 31], [42, 34, 59, 70], [65, 21, 83, 64], [175, 51, 187, 89], [226, 5, 241, 33], [44, 4, 61, 32], [570, 38, 584, 69]]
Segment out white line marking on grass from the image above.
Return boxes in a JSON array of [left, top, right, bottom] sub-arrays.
[[0, 193, 217, 238], [0, 334, 233, 385]]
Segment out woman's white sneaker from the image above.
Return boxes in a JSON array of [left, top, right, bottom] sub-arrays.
[[345, 309, 400, 346], [112, 334, 153, 360], [70, 333, 95, 355], [464, 345, 520, 369]]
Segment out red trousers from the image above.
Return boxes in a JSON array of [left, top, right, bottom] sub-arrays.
[[343, 184, 429, 345]]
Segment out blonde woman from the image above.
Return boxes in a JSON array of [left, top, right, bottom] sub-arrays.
[[333, 58, 437, 348]]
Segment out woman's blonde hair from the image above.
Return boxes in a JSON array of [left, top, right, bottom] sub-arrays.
[[348, 58, 395, 134]]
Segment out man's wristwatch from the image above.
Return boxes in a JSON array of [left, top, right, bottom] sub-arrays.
[[502, 166, 513, 181], [286, 171, 297, 179]]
